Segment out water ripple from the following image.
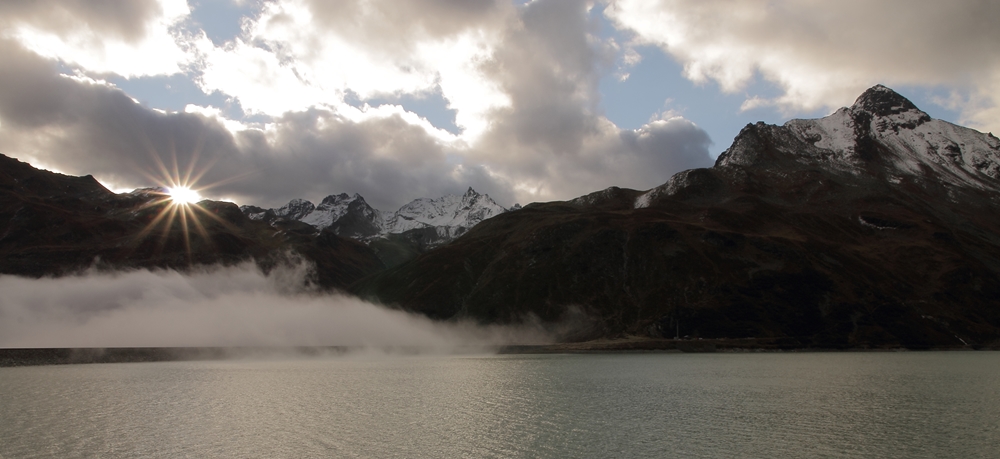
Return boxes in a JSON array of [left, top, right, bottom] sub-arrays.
[[1, 352, 998, 458]]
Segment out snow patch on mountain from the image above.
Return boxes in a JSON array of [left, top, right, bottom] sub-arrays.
[[877, 118, 1000, 188], [244, 209, 267, 221], [633, 191, 652, 209]]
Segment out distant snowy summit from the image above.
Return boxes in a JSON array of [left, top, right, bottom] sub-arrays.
[[241, 187, 515, 244], [633, 84, 1000, 209], [719, 84, 1000, 187]]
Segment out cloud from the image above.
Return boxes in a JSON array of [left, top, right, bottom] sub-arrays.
[[0, 0, 195, 77], [197, 0, 512, 138], [606, 0, 1000, 133], [0, 38, 509, 210], [469, 0, 714, 201], [228, 108, 516, 209], [0, 38, 245, 194], [0, 262, 551, 349], [195, 0, 716, 203], [0, 0, 715, 211]]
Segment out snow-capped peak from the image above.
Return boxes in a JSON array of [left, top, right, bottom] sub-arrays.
[[717, 85, 1000, 190], [852, 84, 929, 120], [300, 193, 377, 230], [240, 187, 511, 244], [274, 198, 316, 220], [382, 188, 507, 235]]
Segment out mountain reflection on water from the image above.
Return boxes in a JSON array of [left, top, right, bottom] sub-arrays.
[[1, 352, 998, 458]]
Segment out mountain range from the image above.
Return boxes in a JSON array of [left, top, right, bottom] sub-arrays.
[[240, 187, 513, 244], [2, 85, 999, 348], [0, 157, 383, 288], [353, 85, 1000, 348]]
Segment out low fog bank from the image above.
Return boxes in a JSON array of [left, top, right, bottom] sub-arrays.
[[0, 262, 557, 352]]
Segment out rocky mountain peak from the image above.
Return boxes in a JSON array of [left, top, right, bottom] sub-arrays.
[[687, 85, 1000, 208], [274, 198, 315, 220], [298, 192, 375, 231], [851, 84, 923, 118], [319, 193, 350, 206], [316, 192, 369, 207], [461, 187, 485, 208], [849, 84, 931, 134]]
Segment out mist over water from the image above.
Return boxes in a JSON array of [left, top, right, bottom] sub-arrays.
[[0, 262, 551, 350]]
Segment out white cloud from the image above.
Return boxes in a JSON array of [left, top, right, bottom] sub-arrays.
[[184, 104, 249, 133], [197, 0, 511, 141], [198, 38, 329, 116], [414, 32, 511, 140], [335, 102, 462, 144], [2, 0, 195, 77], [606, 0, 1000, 132]]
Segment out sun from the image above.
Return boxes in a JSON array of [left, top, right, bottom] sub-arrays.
[[167, 186, 202, 205], [127, 135, 255, 264]]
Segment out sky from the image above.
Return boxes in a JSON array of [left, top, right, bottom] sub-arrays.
[[1, 0, 998, 210]]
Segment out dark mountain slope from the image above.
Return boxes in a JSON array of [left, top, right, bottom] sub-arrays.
[[353, 86, 1000, 348], [0, 154, 383, 288]]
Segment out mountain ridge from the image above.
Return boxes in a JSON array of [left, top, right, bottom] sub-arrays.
[[0, 153, 384, 287], [352, 85, 1000, 348], [240, 186, 512, 244], [3, 85, 1000, 348]]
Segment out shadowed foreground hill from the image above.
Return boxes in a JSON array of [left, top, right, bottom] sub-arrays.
[[353, 86, 1000, 348]]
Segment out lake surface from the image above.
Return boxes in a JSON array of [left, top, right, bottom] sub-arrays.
[[1, 352, 998, 458]]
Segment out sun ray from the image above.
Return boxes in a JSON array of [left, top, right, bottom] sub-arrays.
[[185, 206, 215, 250], [156, 205, 180, 249], [189, 203, 241, 233], [183, 131, 207, 186], [188, 159, 217, 188], [121, 132, 259, 266], [133, 196, 176, 240], [178, 205, 192, 262]]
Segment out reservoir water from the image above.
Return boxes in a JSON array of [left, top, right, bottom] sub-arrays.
[[1, 352, 998, 458]]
